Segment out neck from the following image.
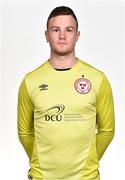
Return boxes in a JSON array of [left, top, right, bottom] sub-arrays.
[[48, 52, 78, 69]]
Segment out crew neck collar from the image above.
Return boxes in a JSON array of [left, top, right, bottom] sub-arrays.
[[46, 58, 81, 73]]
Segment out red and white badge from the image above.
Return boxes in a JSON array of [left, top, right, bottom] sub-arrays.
[[74, 78, 91, 94]]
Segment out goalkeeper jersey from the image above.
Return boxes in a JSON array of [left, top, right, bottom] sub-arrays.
[[17, 58, 115, 180]]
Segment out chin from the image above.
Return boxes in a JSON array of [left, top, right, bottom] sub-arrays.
[[57, 52, 69, 56], [54, 49, 73, 56]]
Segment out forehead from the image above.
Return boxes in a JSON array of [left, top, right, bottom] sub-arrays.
[[48, 15, 77, 28]]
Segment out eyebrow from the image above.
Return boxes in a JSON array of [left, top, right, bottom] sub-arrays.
[[50, 26, 75, 30], [50, 26, 59, 30]]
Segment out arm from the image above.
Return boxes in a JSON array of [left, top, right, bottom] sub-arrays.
[[17, 77, 34, 159], [96, 74, 115, 160]]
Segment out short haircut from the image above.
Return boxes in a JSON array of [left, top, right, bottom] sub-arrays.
[[47, 6, 78, 30]]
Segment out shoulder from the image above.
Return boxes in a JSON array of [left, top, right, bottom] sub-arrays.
[[19, 60, 47, 92], [79, 59, 105, 78], [79, 59, 110, 94], [26, 60, 47, 76]]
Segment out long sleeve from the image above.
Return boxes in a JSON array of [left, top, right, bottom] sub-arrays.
[[96, 74, 115, 160], [17, 77, 34, 159]]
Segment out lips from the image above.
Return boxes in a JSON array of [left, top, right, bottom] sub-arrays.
[[58, 42, 67, 45]]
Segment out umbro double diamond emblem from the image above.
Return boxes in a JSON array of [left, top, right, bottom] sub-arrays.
[[39, 84, 48, 91]]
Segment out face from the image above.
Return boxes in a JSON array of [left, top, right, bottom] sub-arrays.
[[45, 15, 80, 56]]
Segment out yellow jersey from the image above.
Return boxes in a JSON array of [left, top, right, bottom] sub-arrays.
[[17, 58, 115, 180]]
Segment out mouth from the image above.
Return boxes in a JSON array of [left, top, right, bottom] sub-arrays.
[[58, 42, 67, 45]]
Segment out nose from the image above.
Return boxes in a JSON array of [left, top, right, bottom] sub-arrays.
[[59, 30, 66, 39]]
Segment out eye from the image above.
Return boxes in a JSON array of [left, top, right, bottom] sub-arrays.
[[66, 28, 73, 32], [52, 28, 59, 32]]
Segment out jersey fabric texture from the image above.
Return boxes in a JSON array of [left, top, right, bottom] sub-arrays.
[[17, 59, 115, 180]]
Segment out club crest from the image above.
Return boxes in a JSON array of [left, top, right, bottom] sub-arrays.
[[74, 78, 91, 94]]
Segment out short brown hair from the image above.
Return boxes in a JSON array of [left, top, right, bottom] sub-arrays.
[[47, 6, 78, 30]]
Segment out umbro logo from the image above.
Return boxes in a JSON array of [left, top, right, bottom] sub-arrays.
[[39, 84, 48, 91]]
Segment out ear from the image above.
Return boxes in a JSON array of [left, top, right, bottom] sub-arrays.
[[45, 30, 49, 42], [76, 31, 80, 42]]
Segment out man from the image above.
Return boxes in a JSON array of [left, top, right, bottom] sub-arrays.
[[17, 6, 115, 180]]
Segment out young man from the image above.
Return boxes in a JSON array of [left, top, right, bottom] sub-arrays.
[[17, 6, 115, 180]]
